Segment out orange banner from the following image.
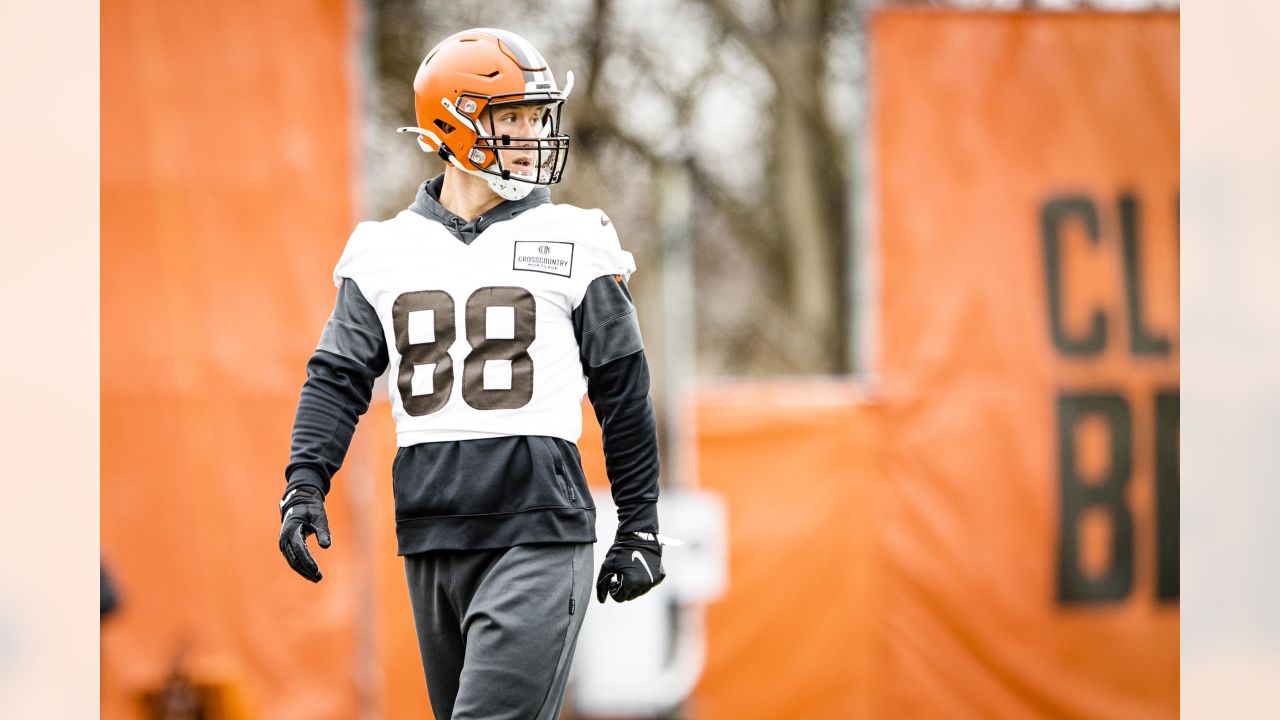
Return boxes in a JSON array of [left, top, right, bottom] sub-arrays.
[[101, 1, 362, 717], [692, 384, 883, 719]]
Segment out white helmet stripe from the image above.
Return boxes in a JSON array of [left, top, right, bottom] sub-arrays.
[[480, 28, 546, 69], [474, 28, 552, 87]]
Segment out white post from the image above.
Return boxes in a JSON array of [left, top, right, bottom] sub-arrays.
[[657, 160, 696, 490]]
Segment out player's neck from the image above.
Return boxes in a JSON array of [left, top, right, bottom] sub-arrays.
[[438, 167, 504, 222]]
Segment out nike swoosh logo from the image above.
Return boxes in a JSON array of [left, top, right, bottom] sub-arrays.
[[632, 551, 654, 584]]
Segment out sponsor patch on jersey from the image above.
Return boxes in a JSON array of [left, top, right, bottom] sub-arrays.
[[513, 241, 574, 277]]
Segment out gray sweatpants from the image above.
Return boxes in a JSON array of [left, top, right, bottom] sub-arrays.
[[404, 542, 594, 719]]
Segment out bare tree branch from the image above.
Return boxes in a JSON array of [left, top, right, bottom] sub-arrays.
[[700, 0, 821, 117]]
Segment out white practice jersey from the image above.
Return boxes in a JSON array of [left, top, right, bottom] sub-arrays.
[[334, 203, 635, 446]]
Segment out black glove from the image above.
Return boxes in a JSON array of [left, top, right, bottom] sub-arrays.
[[596, 532, 665, 603], [279, 486, 331, 583]]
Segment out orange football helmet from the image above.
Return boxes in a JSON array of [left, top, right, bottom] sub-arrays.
[[398, 28, 574, 200]]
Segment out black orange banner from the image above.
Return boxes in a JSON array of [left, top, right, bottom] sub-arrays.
[[692, 11, 1178, 719]]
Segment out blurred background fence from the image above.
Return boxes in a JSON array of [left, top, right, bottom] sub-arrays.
[[102, 1, 1178, 718]]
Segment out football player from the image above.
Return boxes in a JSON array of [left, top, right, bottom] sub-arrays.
[[278, 27, 665, 718]]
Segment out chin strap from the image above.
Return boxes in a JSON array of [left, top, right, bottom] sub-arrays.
[[483, 174, 537, 201]]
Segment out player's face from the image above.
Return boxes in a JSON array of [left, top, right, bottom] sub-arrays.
[[483, 103, 552, 180]]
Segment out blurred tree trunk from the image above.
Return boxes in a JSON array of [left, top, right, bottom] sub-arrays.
[[705, 0, 849, 373]]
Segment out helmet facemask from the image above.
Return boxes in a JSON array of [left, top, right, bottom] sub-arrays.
[[404, 89, 572, 201], [462, 94, 570, 189]]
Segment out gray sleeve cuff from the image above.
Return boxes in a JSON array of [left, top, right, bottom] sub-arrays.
[[573, 275, 645, 368], [285, 466, 326, 497]]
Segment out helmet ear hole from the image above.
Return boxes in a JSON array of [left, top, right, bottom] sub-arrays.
[[433, 118, 455, 135]]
